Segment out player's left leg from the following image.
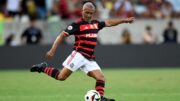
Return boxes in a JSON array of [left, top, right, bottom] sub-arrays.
[[30, 51, 85, 80], [30, 62, 72, 81]]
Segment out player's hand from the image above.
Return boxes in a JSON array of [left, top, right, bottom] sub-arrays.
[[46, 50, 55, 60], [124, 17, 135, 23]]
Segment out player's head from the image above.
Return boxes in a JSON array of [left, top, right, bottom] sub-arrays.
[[82, 1, 96, 22]]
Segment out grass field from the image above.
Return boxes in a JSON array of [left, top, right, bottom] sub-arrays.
[[0, 68, 180, 101]]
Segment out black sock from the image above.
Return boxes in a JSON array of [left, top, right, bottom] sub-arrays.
[[95, 80, 105, 97], [42, 67, 60, 80]]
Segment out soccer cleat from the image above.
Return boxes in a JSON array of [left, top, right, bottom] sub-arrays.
[[101, 96, 115, 101], [30, 62, 48, 73]]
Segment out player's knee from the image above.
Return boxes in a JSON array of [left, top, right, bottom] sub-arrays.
[[96, 74, 105, 81], [58, 77, 66, 81], [59, 78, 66, 81], [57, 75, 67, 81]]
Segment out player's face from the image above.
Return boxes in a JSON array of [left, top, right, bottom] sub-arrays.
[[82, 9, 95, 22]]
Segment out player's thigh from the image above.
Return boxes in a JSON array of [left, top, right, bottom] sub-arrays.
[[81, 61, 105, 80], [63, 51, 85, 72], [81, 61, 101, 73]]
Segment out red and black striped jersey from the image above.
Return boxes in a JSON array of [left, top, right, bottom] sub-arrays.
[[62, 19, 106, 60]]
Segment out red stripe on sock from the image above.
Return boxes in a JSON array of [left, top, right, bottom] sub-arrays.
[[48, 68, 53, 76], [98, 90, 104, 96], [96, 86, 104, 91], [44, 68, 48, 73], [46, 68, 50, 74]]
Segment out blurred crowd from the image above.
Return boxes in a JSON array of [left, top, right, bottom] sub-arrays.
[[0, 0, 179, 46], [97, 0, 180, 19], [120, 20, 178, 45], [0, 0, 180, 22]]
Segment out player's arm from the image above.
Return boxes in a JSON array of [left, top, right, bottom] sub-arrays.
[[105, 17, 135, 27], [46, 32, 66, 60]]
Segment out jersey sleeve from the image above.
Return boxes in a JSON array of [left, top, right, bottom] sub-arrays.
[[98, 21, 106, 30], [62, 23, 78, 36]]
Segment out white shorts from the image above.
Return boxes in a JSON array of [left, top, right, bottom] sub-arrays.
[[62, 51, 101, 74]]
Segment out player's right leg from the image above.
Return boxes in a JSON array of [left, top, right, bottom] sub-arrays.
[[30, 62, 72, 81], [82, 61, 115, 101], [87, 70, 115, 101]]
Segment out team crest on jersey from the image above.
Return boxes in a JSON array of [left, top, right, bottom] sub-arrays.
[[68, 26, 73, 30]]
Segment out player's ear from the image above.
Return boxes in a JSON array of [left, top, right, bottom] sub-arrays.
[[81, 10, 84, 14]]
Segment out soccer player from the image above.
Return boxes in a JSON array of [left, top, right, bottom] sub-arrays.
[[30, 1, 134, 101]]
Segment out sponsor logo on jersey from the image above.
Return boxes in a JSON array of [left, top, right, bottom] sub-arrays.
[[86, 33, 97, 38], [80, 24, 98, 31]]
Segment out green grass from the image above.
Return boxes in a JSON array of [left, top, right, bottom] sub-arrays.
[[0, 68, 180, 101]]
